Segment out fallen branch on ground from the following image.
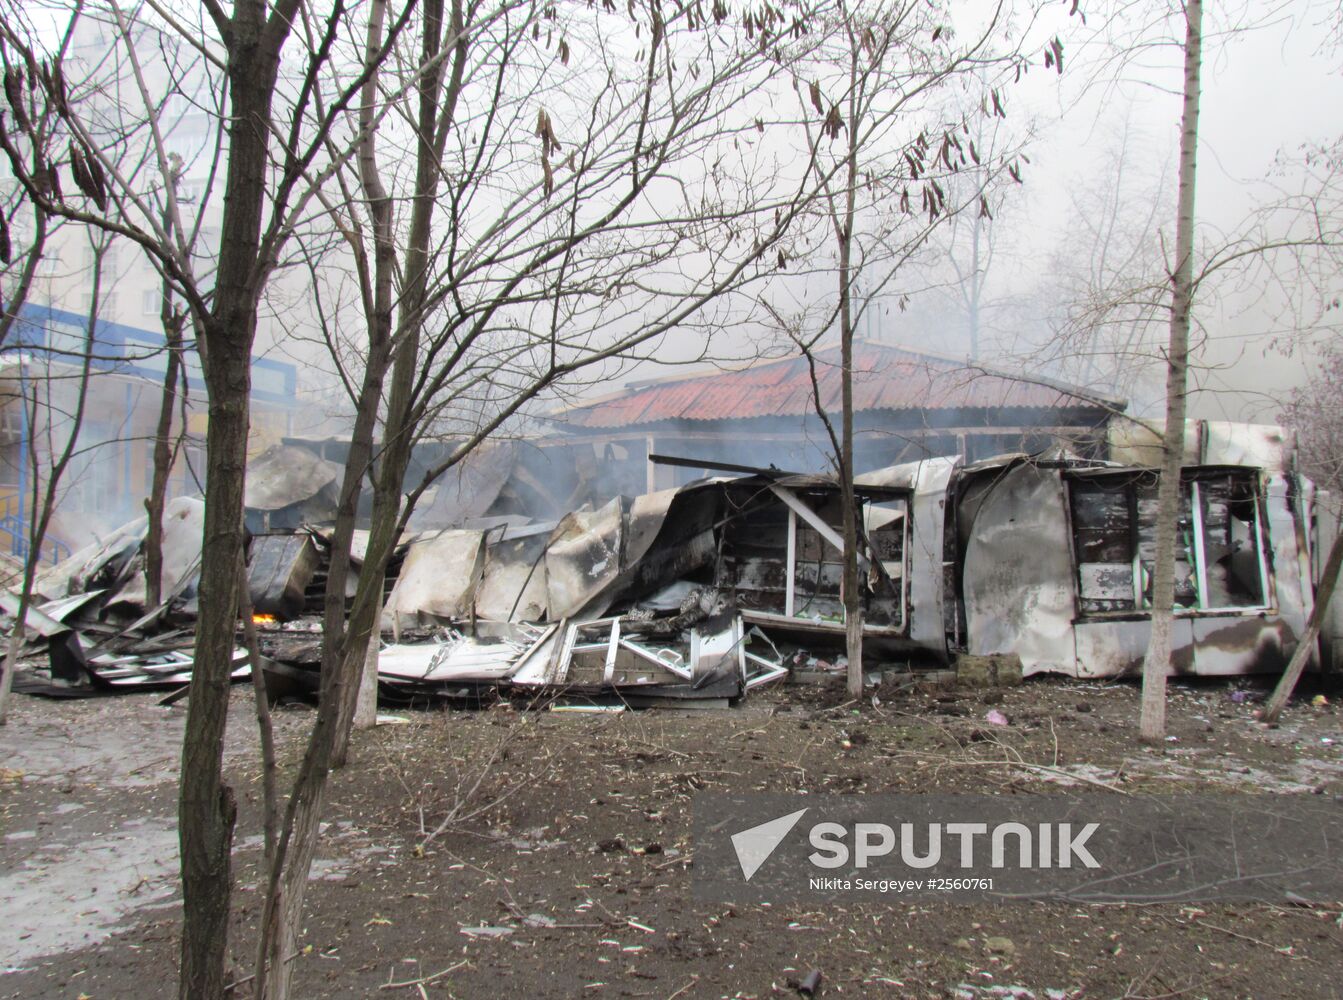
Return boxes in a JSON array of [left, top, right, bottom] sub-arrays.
[[379, 959, 470, 990]]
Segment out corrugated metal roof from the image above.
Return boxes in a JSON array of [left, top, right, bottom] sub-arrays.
[[550, 341, 1120, 430]]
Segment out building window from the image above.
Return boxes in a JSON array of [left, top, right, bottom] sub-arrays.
[[176, 179, 205, 203], [1067, 469, 1270, 616], [182, 445, 206, 493], [863, 497, 908, 627], [1194, 473, 1270, 608], [77, 291, 117, 318], [85, 242, 119, 272], [68, 427, 122, 514], [252, 364, 291, 398]]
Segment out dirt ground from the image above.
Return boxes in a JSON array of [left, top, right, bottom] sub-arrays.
[[2, 671, 1342, 1000]]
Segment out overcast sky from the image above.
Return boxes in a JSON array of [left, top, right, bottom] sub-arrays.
[[27, 0, 1340, 429], [1016, 1, 1343, 421], [597, 1, 1343, 425]]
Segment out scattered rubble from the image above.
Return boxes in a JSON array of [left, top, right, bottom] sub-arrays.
[[4, 676, 1342, 997], [6, 439, 1341, 707], [4, 497, 251, 695]]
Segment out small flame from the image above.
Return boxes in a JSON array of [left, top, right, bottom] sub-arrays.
[[252, 613, 277, 625]]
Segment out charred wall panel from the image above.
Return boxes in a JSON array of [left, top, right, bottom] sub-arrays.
[[962, 462, 1078, 675], [720, 498, 789, 615]]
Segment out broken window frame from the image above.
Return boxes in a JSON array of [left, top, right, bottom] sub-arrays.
[[546, 617, 703, 687], [741, 625, 788, 688], [727, 484, 910, 634], [1188, 474, 1275, 612], [1065, 468, 1274, 619], [861, 495, 909, 630]]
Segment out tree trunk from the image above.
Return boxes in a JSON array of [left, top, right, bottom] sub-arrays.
[[252, 3, 454, 995], [840, 310, 863, 701], [179, 5, 289, 991], [0, 388, 64, 730], [255, 434, 411, 1000], [327, 0, 398, 770], [323, 367, 386, 769], [0, 242, 101, 720], [145, 301, 184, 607], [1139, 0, 1202, 744], [0, 195, 57, 724], [178, 334, 248, 1000], [239, 553, 279, 864], [838, 45, 863, 702], [0, 618, 26, 726], [967, 211, 982, 362], [1261, 530, 1343, 723], [331, 0, 464, 763], [352, 606, 382, 733]]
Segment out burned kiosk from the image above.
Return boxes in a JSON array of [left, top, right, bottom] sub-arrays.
[[942, 455, 1319, 677], [648, 447, 1327, 680]]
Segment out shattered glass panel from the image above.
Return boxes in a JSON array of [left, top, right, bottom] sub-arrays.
[[1135, 478, 1199, 609], [719, 485, 910, 631], [863, 498, 906, 627], [560, 619, 697, 687], [1070, 471, 1268, 616], [1196, 474, 1268, 608], [720, 501, 789, 614], [791, 491, 845, 622], [1069, 477, 1138, 613]]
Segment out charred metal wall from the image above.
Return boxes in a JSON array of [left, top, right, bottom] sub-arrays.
[[956, 460, 1315, 678]]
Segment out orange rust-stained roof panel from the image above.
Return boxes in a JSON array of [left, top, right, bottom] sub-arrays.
[[549, 341, 1121, 430]]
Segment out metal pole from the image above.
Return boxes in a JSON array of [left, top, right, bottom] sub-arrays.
[[15, 358, 28, 559]]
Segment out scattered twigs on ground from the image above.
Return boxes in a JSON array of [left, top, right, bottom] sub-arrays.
[[664, 975, 699, 999], [379, 959, 469, 990], [1188, 916, 1309, 960]]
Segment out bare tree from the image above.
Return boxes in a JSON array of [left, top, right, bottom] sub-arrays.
[[1132, 3, 1341, 738], [142, 267, 189, 607], [1019, 112, 1173, 407], [1137, 0, 1201, 743], [249, 1, 832, 996], [1284, 333, 1343, 495], [934, 116, 1017, 363], [142, 125, 225, 606], [1266, 274, 1343, 723], [0, 228, 107, 723], [785, 0, 1073, 698], [0, 1, 418, 995], [1033, 0, 1343, 738], [0, 13, 80, 349], [0, 5, 86, 722]]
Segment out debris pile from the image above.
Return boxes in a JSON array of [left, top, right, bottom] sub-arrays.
[[5, 497, 250, 695], [7, 432, 1337, 704]]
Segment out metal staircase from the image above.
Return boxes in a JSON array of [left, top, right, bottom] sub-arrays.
[[0, 485, 71, 566]]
